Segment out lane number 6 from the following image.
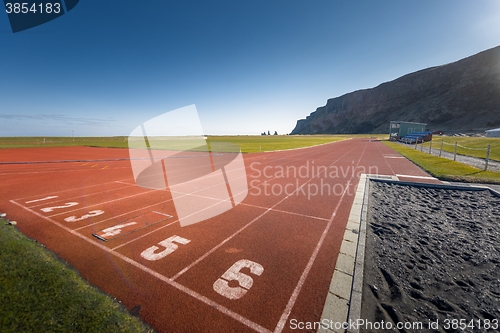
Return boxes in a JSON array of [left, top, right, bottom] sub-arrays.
[[213, 259, 264, 300]]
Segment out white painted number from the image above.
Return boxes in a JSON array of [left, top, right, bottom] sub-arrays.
[[40, 202, 79, 213], [141, 236, 191, 261], [99, 222, 137, 238], [213, 259, 264, 300], [64, 210, 105, 223]]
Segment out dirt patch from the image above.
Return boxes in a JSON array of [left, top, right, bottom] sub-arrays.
[[362, 182, 500, 332]]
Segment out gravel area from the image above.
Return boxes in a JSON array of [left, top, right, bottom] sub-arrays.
[[399, 143, 500, 172], [361, 181, 500, 333]]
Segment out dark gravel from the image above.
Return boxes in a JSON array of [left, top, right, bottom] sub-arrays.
[[361, 181, 500, 333]]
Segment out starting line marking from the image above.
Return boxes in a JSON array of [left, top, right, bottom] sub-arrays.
[[9, 199, 272, 333]]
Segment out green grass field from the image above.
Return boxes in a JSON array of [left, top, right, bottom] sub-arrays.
[[419, 136, 500, 161], [207, 135, 353, 153], [0, 218, 154, 333], [384, 141, 500, 184], [0, 137, 129, 149], [0, 134, 388, 152]]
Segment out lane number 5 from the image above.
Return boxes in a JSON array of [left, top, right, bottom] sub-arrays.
[[141, 236, 191, 261]]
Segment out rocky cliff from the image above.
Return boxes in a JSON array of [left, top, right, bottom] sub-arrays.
[[291, 46, 500, 134]]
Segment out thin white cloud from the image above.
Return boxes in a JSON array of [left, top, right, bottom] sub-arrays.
[[0, 114, 114, 126]]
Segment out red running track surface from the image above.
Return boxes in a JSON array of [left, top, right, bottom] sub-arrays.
[[0, 139, 439, 333]]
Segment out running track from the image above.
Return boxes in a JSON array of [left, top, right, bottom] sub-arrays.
[[0, 139, 438, 332]]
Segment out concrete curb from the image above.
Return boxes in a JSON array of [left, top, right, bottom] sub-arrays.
[[317, 174, 397, 333]]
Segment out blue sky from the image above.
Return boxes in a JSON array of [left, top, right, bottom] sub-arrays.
[[1, 0, 500, 136]]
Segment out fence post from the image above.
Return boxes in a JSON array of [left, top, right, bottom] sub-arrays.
[[420, 141, 423, 151], [439, 140, 443, 157], [414, 140, 417, 149], [429, 140, 432, 154], [485, 144, 491, 171], [453, 142, 457, 161]]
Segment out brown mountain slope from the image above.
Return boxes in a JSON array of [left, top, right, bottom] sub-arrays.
[[291, 46, 500, 134]]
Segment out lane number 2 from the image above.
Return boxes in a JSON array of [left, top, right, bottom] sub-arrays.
[[141, 236, 191, 261], [213, 259, 264, 300], [41, 202, 78, 212]]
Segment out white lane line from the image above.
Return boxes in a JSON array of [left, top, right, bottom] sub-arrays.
[[153, 211, 173, 218], [29, 184, 138, 209], [273, 139, 368, 333], [112, 187, 249, 251], [376, 144, 396, 176], [115, 180, 137, 186], [47, 189, 161, 218], [171, 142, 361, 281], [274, 180, 352, 333], [9, 200, 271, 333], [74, 199, 171, 231], [395, 174, 437, 180], [25, 196, 58, 204], [14, 177, 134, 202], [239, 202, 329, 221], [172, 204, 274, 280]]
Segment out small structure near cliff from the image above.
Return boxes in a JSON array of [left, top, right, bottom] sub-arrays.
[[485, 127, 500, 138], [389, 121, 427, 141]]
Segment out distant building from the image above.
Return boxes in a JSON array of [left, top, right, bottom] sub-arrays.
[[485, 127, 500, 138], [389, 121, 427, 141]]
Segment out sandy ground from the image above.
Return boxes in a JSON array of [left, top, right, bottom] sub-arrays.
[[361, 181, 500, 333]]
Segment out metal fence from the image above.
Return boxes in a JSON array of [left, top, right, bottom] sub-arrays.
[[410, 140, 494, 171]]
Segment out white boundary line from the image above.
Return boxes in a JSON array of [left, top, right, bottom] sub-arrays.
[[274, 139, 368, 333], [74, 199, 171, 231], [13, 177, 135, 202], [46, 189, 162, 218], [27, 184, 138, 208], [240, 202, 329, 221], [395, 174, 437, 180], [274, 179, 353, 333]]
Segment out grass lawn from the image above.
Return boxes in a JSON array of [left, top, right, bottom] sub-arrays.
[[384, 141, 500, 184], [206, 135, 352, 153], [0, 137, 129, 149], [420, 136, 500, 161], [0, 218, 154, 333], [0, 134, 389, 153]]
